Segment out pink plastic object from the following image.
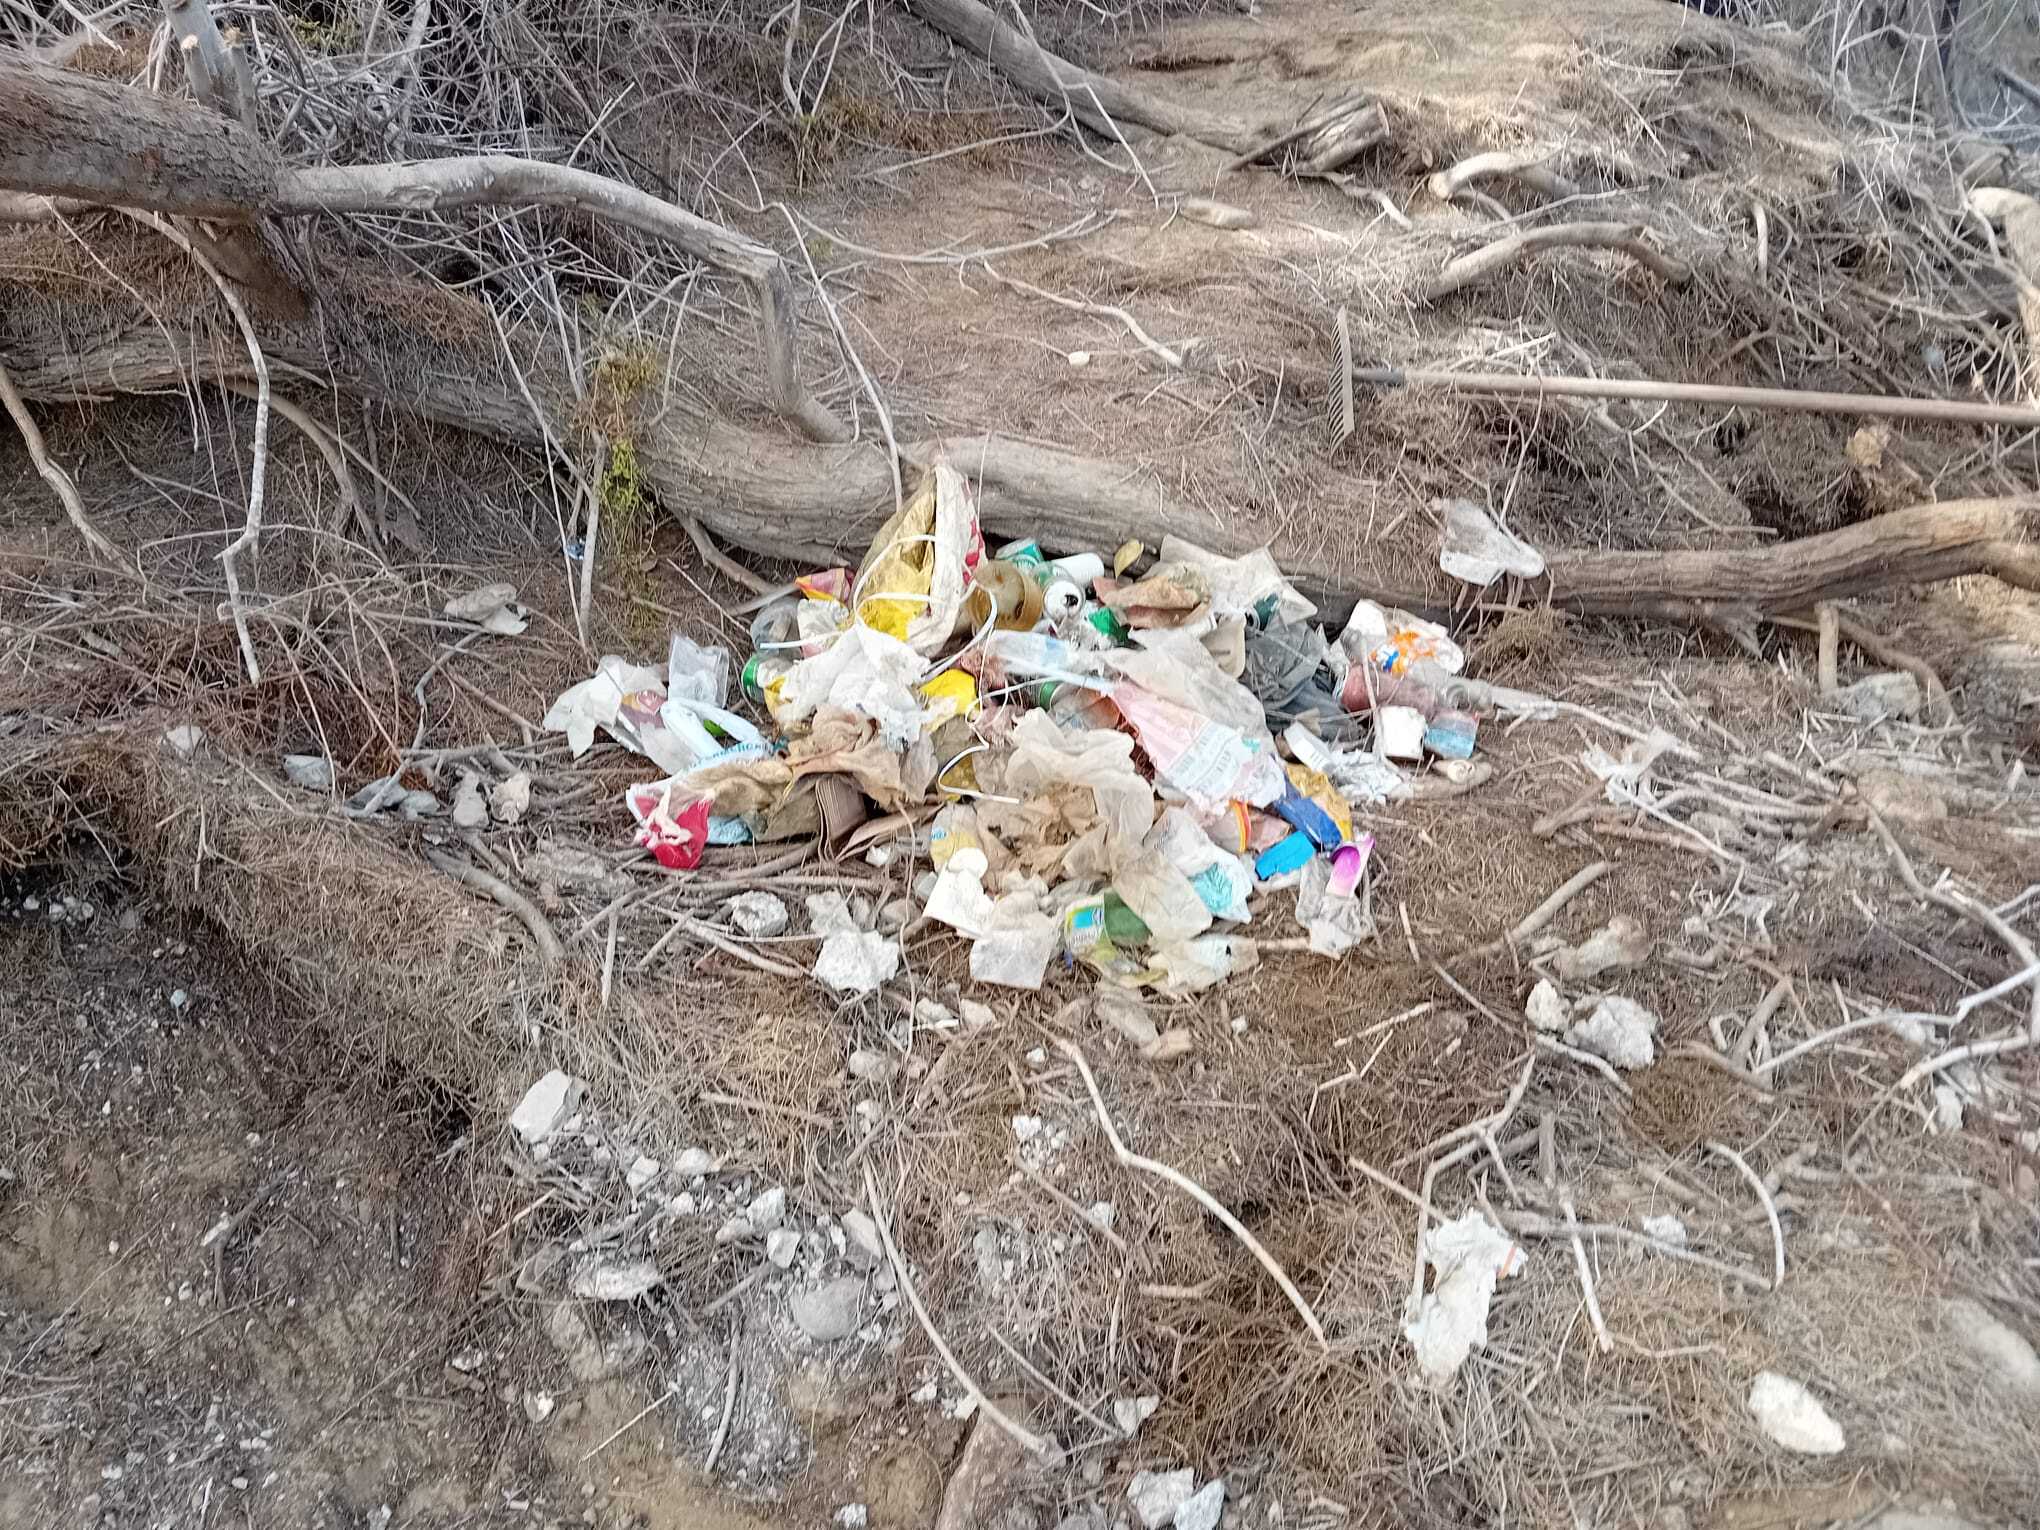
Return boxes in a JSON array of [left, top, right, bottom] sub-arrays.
[[625, 780, 712, 869], [1329, 835, 1373, 896]]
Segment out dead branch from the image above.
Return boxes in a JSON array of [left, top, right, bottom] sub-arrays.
[[425, 848, 564, 965], [897, 0, 1253, 154], [0, 357, 123, 564], [1059, 1039, 1329, 1350], [1353, 364, 2040, 430], [1455, 860, 1610, 963], [1428, 147, 1578, 204], [982, 262, 1187, 368], [1424, 221, 1692, 302], [0, 55, 849, 444]]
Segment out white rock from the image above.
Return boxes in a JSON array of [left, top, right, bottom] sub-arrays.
[[840, 1209, 884, 1267], [1552, 915, 1652, 984], [1176, 1480, 1226, 1530], [509, 1071, 582, 1146], [1930, 1084, 1964, 1135], [847, 1049, 897, 1082], [1526, 978, 1568, 1033], [1943, 1298, 2040, 1396], [570, 1257, 662, 1302], [673, 1147, 714, 1178], [833, 1507, 867, 1529], [1127, 1468, 1195, 1529], [765, 1229, 800, 1269], [789, 1277, 865, 1342], [959, 998, 996, 1028], [625, 1155, 661, 1194], [491, 772, 532, 824], [1564, 995, 1659, 1070], [161, 724, 206, 758], [747, 1186, 787, 1230], [1747, 1371, 1845, 1454], [715, 1214, 753, 1244], [282, 754, 333, 790], [1111, 1394, 1159, 1437], [728, 892, 789, 938], [1012, 1115, 1044, 1143], [451, 773, 489, 829], [522, 1391, 555, 1424], [1088, 1201, 1116, 1232], [806, 891, 860, 935], [1836, 671, 1921, 722], [669, 1192, 697, 1215], [1641, 1214, 1688, 1248], [813, 930, 898, 996]]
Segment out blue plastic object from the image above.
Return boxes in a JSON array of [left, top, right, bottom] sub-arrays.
[[1271, 785, 1343, 850], [1255, 831, 1316, 880]]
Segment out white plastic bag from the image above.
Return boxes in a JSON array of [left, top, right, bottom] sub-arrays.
[[1148, 808, 1253, 922], [1159, 536, 1316, 626], [1004, 711, 1156, 846], [1104, 626, 1266, 736]]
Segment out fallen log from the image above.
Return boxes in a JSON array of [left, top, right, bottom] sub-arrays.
[[6, 310, 2037, 621], [0, 55, 849, 444]]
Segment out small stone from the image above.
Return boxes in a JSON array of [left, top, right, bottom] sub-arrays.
[[959, 999, 996, 1028], [848, 1049, 897, 1083], [451, 773, 489, 829], [161, 724, 206, 758], [1641, 1214, 1688, 1248], [522, 1391, 555, 1424], [1176, 1480, 1225, 1530], [834, 1506, 868, 1529], [1564, 995, 1658, 1070], [169, 989, 190, 1011], [789, 1276, 865, 1342], [1012, 1115, 1044, 1143], [625, 1155, 662, 1194], [840, 1209, 884, 1268], [729, 892, 790, 938], [1526, 978, 1568, 1033], [282, 754, 333, 790], [1112, 1394, 1158, 1436], [1127, 1467, 1195, 1529], [1944, 1297, 2040, 1396], [669, 1192, 697, 1215], [748, 1186, 787, 1230], [1747, 1371, 1845, 1454], [1088, 1201, 1116, 1232], [765, 1229, 799, 1269], [509, 1071, 583, 1147], [1835, 670, 1922, 722], [673, 1147, 714, 1178], [1552, 915, 1652, 984], [569, 1258, 662, 1302]]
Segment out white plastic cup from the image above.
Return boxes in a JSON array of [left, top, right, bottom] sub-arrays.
[[1377, 705, 1426, 761], [1044, 552, 1105, 588]]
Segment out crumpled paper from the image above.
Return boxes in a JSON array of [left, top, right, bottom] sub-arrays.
[[1403, 1210, 1525, 1384]]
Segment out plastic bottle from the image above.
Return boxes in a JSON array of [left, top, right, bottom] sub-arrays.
[[970, 559, 1046, 631], [982, 629, 1100, 683], [741, 652, 793, 708]]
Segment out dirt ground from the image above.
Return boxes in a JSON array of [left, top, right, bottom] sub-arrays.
[[3, 0, 2040, 1527], [0, 870, 779, 1530]]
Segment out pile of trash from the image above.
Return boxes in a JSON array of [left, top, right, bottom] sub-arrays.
[[544, 462, 1518, 996]]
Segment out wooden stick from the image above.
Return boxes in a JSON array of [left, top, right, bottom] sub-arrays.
[[1425, 221, 1691, 302], [863, 1165, 1056, 1459], [1457, 860, 1611, 963], [1707, 1140, 1784, 1292], [1059, 1040, 1329, 1349], [0, 357, 122, 564], [1428, 147, 1577, 204], [425, 849, 564, 964], [1354, 364, 2040, 430], [982, 263, 1187, 369]]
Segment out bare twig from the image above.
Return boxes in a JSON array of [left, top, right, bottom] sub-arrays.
[[680, 518, 778, 596], [1456, 860, 1611, 963], [1428, 147, 1578, 204], [425, 849, 565, 964], [1059, 1040, 1328, 1349], [863, 1164, 1056, 1458], [1354, 365, 2040, 430], [982, 262, 1187, 369], [0, 356, 123, 564], [1425, 221, 1691, 302], [1707, 1140, 1784, 1292]]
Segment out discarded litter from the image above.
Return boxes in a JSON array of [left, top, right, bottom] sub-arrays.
[[540, 456, 1535, 999], [1403, 1209, 1526, 1385]]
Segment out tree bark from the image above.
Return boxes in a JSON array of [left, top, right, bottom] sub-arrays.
[[0, 54, 848, 443], [6, 311, 2036, 621], [899, 0, 1255, 154]]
